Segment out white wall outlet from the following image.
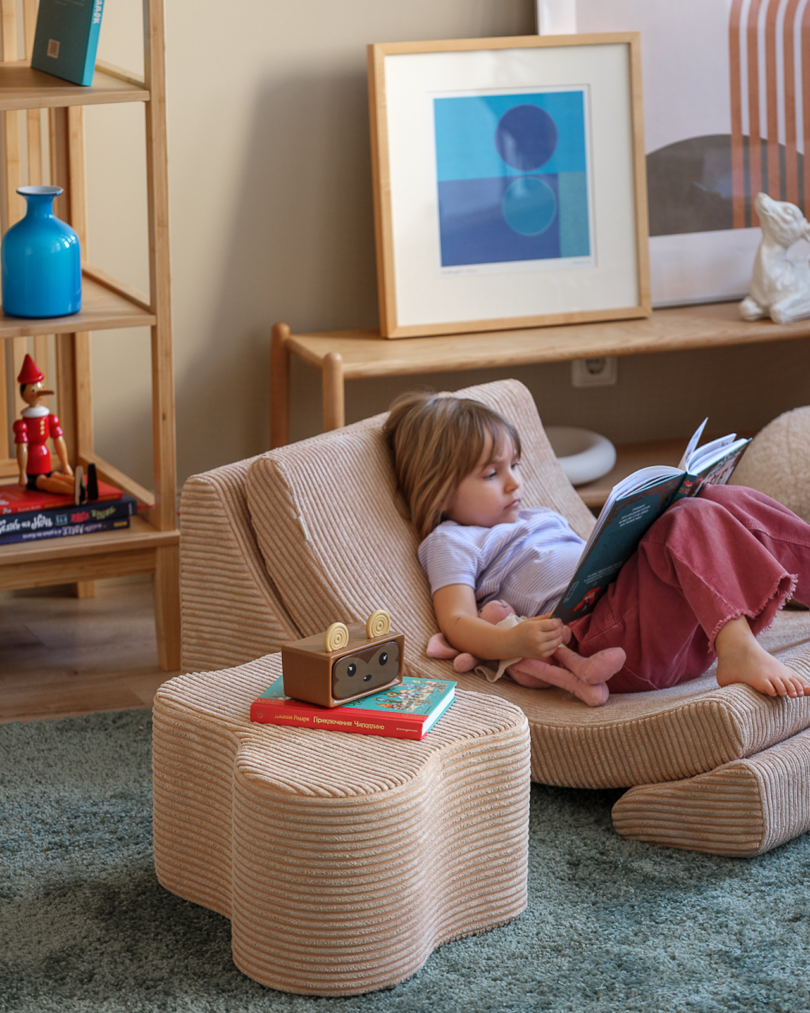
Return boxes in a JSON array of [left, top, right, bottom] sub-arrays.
[[571, 356, 618, 388]]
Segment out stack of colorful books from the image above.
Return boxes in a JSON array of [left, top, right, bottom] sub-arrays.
[[0, 481, 136, 546], [250, 676, 456, 741]]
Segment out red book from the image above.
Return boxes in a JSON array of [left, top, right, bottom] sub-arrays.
[[250, 676, 456, 741], [0, 479, 122, 515]]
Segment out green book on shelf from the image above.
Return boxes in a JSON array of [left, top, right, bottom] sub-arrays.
[[31, 0, 105, 87]]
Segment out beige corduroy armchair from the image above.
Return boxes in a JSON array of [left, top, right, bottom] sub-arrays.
[[179, 378, 810, 856]]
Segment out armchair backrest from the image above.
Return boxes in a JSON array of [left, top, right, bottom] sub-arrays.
[[245, 378, 595, 671]]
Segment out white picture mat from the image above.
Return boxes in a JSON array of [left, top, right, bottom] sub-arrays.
[[383, 43, 641, 328], [649, 230, 761, 305]]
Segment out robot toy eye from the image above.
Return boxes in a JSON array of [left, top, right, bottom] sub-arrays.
[[347, 663, 356, 677], [379, 652, 388, 665]]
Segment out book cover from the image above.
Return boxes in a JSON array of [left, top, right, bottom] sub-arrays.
[[552, 420, 750, 623], [0, 478, 122, 515], [0, 515, 129, 545], [0, 494, 136, 542], [250, 676, 456, 740], [31, 0, 105, 87]]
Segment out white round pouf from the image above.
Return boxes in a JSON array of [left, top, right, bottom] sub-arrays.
[[545, 426, 617, 486]]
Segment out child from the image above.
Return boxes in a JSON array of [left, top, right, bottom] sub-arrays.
[[383, 390, 810, 703]]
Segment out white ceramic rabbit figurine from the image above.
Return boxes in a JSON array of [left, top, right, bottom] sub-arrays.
[[740, 191, 810, 325]]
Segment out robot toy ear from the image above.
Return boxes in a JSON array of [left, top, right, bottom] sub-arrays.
[[366, 610, 391, 639], [323, 622, 349, 652]]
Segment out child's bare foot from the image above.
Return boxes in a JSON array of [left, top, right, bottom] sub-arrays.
[[715, 616, 810, 698], [555, 645, 626, 685]]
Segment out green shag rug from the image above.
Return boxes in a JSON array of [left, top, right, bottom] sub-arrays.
[[2, 710, 810, 1013]]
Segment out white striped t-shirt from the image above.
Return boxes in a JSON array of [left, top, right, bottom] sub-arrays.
[[418, 507, 585, 618]]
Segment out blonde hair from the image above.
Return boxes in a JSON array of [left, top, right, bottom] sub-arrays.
[[383, 391, 521, 540]]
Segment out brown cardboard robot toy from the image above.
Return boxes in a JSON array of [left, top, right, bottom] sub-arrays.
[[281, 610, 404, 707]]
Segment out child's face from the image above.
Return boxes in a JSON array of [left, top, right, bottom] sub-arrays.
[[443, 432, 522, 528]]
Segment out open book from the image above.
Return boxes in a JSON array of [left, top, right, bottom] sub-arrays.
[[551, 420, 750, 624]]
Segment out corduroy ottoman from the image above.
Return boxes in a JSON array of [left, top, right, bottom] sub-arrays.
[[152, 654, 531, 996]]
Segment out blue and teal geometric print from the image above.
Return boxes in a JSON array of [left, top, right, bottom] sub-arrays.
[[433, 90, 591, 268]]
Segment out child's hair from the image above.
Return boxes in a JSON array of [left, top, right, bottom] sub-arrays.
[[383, 390, 521, 540]]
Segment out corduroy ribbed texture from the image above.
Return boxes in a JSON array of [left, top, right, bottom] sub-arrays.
[[240, 378, 810, 789], [440, 631, 810, 788], [244, 379, 595, 647], [612, 725, 810, 856], [180, 458, 301, 672], [152, 655, 531, 996]]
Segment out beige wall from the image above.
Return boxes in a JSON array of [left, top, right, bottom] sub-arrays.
[[85, 0, 810, 492]]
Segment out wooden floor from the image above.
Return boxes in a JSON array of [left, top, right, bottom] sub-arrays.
[[0, 575, 180, 723]]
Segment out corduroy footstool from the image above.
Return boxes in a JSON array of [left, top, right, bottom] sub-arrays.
[[152, 654, 531, 996], [612, 724, 810, 855]]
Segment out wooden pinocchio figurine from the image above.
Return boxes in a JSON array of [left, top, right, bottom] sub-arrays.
[[13, 353, 84, 503]]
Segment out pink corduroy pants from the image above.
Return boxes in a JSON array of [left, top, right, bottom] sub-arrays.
[[567, 484, 810, 693]]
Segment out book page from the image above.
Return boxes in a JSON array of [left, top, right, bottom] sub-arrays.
[[693, 440, 750, 486], [677, 418, 708, 471], [686, 435, 749, 477]]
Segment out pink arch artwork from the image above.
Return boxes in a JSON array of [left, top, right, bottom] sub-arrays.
[[729, 0, 810, 227]]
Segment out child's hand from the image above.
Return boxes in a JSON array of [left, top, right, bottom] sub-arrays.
[[510, 616, 567, 660], [536, 611, 573, 645]]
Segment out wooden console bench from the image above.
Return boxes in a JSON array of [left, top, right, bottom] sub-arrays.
[[271, 303, 810, 507]]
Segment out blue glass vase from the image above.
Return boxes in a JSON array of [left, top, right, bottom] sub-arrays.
[[1, 185, 81, 318]]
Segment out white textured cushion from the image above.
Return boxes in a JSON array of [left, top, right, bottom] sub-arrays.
[[730, 406, 810, 522]]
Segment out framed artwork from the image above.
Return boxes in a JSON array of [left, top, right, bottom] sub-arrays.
[[538, 0, 810, 307], [367, 35, 651, 338]]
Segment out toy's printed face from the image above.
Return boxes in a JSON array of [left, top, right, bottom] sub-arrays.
[[332, 640, 401, 699]]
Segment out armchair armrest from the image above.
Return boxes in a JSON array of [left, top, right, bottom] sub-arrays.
[[180, 457, 300, 672]]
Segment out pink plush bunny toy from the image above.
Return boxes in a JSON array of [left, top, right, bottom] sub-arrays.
[[427, 599, 624, 707]]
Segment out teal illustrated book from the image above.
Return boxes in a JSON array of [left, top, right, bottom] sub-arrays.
[[552, 419, 750, 624], [31, 0, 105, 87], [250, 676, 456, 740]]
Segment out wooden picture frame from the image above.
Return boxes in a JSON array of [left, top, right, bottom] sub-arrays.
[[367, 34, 650, 339]]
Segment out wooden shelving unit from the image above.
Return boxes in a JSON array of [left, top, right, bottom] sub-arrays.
[[0, 0, 179, 670]]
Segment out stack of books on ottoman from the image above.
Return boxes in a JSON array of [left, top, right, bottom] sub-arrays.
[[251, 676, 456, 741], [0, 481, 137, 545], [252, 616, 455, 740]]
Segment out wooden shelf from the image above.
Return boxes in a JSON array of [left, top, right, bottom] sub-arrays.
[[271, 304, 810, 447], [0, 514, 179, 591], [282, 301, 810, 379], [0, 63, 148, 110], [0, 269, 154, 339]]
